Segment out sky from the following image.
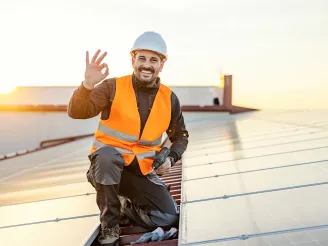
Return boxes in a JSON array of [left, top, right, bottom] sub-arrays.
[[0, 0, 327, 109]]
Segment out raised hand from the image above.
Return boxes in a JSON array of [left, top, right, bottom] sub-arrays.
[[83, 49, 109, 90]]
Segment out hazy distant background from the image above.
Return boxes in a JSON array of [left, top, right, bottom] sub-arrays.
[[1, 0, 327, 109]]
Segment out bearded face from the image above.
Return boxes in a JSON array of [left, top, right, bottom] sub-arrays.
[[132, 50, 165, 87]]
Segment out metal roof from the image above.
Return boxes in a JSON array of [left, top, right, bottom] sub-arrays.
[[0, 137, 99, 245], [179, 110, 328, 245], [0, 129, 176, 245], [1, 110, 328, 245]]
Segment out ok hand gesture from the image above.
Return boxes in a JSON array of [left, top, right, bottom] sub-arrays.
[[83, 49, 109, 90]]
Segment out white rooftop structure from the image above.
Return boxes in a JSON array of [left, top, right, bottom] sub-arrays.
[[0, 85, 224, 107]]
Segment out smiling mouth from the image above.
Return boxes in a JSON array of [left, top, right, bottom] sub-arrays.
[[140, 70, 153, 76]]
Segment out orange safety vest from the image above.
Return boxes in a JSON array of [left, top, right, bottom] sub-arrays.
[[90, 75, 172, 175]]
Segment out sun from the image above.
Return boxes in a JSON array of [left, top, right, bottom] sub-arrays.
[[0, 85, 16, 94]]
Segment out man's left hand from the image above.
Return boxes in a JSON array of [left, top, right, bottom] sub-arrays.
[[155, 157, 173, 176]]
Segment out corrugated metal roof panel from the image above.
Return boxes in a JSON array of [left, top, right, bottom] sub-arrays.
[[179, 110, 328, 245], [0, 182, 95, 207], [180, 185, 328, 245], [0, 194, 98, 228], [219, 228, 328, 246], [183, 161, 328, 202], [0, 216, 99, 246], [0, 137, 100, 245], [0, 128, 174, 245], [2, 110, 328, 245]]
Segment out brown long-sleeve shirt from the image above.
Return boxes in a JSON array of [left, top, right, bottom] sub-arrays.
[[68, 74, 189, 173]]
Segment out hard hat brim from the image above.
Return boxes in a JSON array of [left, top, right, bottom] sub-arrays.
[[130, 49, 167, 61]]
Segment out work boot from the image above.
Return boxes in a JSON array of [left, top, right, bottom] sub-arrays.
[[98, 224, 120, 246]]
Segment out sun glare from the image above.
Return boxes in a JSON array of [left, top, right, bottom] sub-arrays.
[[0, 85, 16, 94]]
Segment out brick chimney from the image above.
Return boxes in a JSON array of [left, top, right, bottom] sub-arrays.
[[223, 75, 232, 109]]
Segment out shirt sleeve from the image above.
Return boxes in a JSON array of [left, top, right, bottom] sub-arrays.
[[167, 91, 189, 163], [67, 79, 113, 119]]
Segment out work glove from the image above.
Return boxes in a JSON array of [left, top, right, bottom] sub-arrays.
[[130, 227, 178, 244], [159, 227, 178, 240], [130, 227, 164, 244], [155, 156, 174, 176]]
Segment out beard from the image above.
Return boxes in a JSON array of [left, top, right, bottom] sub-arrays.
[[134, 66, 158, 88]]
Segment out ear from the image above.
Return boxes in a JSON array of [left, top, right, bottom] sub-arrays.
[[131, 56, 135, 67], [159, 60, 166, 72]]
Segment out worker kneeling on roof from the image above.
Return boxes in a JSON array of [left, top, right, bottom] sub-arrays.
[[68, 31, 189, 246]]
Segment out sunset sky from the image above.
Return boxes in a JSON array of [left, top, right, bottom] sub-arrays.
[[1, 0, 327, 109]]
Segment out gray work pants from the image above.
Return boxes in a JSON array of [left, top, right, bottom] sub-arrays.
[[86, 146, 179, 229]]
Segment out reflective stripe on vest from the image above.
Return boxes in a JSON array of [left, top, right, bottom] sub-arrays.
[[97, 121, 162, 146], [136, 150, 157, 160], [90, 74, 172, 175], [93, 139, 156, 160], [93, 139, 133, 154], [137, 136, 162, 146]]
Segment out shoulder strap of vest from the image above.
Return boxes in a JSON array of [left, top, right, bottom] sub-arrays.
[[100, 78, 116, 120], [109, 78, 116, 104]]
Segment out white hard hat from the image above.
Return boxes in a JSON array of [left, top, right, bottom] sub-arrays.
[[130, 31, 168, 60]]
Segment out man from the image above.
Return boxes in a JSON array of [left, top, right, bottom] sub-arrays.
[[68, 31, 189, 246]]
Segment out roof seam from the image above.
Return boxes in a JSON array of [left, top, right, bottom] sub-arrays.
[[193, 129, 326, 150], [187, 136, 328, 158], [184, 145, 328, 168], [253, 119, 328, 130], [0, 192, 96, 208], [183, 159, 328, 182], [180, 223, 328, 245], [182, 181, 328, 204], [0, 213, 99, 230], [189, 127, 317, 143]]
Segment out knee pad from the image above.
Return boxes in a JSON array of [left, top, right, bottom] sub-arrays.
[[89, 146, 125, 185]]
